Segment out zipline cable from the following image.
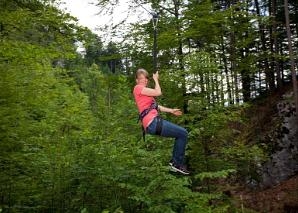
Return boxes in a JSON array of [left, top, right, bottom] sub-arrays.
[[133, 0, 159, 72]]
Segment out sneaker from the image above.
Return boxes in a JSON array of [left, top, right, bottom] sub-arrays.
[[169, 159, 174, 166], [170, 163, 190, 175]]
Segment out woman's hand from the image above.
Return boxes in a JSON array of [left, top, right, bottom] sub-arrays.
[[141, 71, 162, 97], [171, 109, 182, 116], [153, 71, 159, 82]]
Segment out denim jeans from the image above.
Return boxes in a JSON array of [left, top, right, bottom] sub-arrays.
[[146, 116, 188, 166]]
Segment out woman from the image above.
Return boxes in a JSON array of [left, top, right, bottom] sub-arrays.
[[133, 68, 190, 175]]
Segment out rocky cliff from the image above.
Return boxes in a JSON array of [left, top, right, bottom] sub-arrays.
[[261, 91, 298, 188]]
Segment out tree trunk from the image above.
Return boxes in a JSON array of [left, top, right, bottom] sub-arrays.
[[241, 1, 251, 102], [254, 0, 275, 92], [280, 44, 285, 82], [228, 1, 239, 104], [241, 53, 251, 102], [271, 0, 283, 88], [215, 73, 220, 104], [206, 72, 211, 104], [284, 0, 298, 116], [173, 0, 188, 113], [221, 35, 232, 105], [220, 71, 225, 106], [199, 68, 205, 98], [230, 30, 239, 104]]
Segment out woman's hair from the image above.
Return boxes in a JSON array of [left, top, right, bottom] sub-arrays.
[[135, 68, 149, 79]]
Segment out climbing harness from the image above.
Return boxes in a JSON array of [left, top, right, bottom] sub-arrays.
[[138, 101, 163, 141], [138, 101, 158, 122]]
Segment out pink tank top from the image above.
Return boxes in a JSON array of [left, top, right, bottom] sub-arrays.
[[133, 84, 158, 129]]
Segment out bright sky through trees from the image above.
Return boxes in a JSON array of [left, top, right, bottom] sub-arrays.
[[58, 0, 152, 42]]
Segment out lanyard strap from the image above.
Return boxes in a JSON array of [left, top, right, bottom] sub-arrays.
[[138, 101, 158, 122]]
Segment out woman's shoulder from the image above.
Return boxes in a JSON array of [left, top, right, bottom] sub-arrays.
[[133, 84, 145, 94]]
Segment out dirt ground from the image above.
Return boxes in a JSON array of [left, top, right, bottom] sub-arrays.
[[232, 175, 298, 213]]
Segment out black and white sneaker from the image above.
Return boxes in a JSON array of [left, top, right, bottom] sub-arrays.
[[170, 163, 190, 175], [169, 159, 174, 167]]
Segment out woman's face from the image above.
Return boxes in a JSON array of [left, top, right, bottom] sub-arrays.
[[136, 73, 149, 86]]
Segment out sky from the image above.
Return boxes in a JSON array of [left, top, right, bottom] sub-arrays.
[[58, 0, 152, 42], [58, 0, 100, 31]]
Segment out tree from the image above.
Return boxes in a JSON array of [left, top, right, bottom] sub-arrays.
[[0, 1, 94, 211], [284, 0, 298, 116]]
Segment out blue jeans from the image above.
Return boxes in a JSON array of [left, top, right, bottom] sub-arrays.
[[146, 117, 188, 166]]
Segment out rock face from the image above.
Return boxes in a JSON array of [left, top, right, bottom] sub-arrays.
[[260, 92, 298, 188]]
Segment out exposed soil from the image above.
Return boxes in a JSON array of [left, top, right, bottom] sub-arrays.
[[232, 175, 298, 213]]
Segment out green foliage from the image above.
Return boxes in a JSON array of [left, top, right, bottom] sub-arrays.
[[195, 169, 237, 181], [221, 142, 267, 183], [1, 0, 293, 212]]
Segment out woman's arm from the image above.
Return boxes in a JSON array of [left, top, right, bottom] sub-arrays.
[[141, 72, 162, 97], [158, 105, 182, 116]]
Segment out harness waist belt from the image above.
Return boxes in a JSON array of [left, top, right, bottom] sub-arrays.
[[138, 101, 158, 122]]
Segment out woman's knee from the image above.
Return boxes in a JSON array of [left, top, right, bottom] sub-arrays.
[[180, 127, 188, 139]]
